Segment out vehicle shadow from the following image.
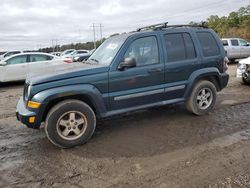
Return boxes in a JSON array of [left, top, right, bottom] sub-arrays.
[[33, 102, 248, 160], [0, 81, 24, 88]]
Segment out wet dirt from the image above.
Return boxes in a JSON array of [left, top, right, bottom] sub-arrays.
[[0, 64, 250, 188]]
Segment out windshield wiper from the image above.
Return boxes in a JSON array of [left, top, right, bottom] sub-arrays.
[[90, 58, 99, 63]]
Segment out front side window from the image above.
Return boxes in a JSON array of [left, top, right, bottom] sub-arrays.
[[30, 54, 52, 62], [124, 36, 159, 66], [231, 39, 239, 46], [239, 39, 248, 46], [197, 32, 220, 57], [6, 55, 27, 65]]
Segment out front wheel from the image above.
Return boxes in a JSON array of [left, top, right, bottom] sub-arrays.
[[186, 80, 217, 115], [45, 100, 96, 148]]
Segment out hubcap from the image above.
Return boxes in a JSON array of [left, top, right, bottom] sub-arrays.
[[196, 88, 213, 110], [56, 111, 87, 140]]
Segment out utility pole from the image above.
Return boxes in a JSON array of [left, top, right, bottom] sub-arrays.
[[91, 23, 97, 49], [99, 23, 104, 43], [51, 39, 54, 52]]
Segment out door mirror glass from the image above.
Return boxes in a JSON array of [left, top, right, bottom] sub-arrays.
[[118, 58, 136, 70]]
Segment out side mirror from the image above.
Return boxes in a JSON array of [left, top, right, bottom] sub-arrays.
[[118, 58, 136, 71]]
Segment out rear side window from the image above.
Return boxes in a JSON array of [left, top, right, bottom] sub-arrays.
[[164, 33, 196, 62], [30, 54, 53, 62], [231, 39, 239, 46], [183, 33, 196, 59], [197, 32, 220, 57]]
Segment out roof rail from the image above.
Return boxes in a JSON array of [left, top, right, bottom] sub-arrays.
[[136, 22, 208, 32], [137, 22, 168, 31]]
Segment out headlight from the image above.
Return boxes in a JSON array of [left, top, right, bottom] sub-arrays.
[[24, 84, 31, 101], [74, 57, 80, 61], [238, 63, 246, 70], [27, 85, 31, 98]]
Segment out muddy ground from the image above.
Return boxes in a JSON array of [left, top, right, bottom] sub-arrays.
[[0, 64, 250, 188]]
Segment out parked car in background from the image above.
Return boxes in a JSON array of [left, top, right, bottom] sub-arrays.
[[50, 52, 61, 56], [222, 38, 250, 62], [71, 50, 89, 56], [73, 49, 95, 62], [61, 49, 76, 56], [236, 57, 250, 85], [0, 50, 22, 60], [0, 52, 70, 82], [16, 23, 229, 148]]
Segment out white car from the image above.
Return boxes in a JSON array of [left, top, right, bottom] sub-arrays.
[[0, 50, 23, 61], [0, 52, 70, 82], [236, 57, 250, 85]]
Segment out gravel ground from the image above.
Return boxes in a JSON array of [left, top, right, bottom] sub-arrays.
[[0, 64, 250, 188]]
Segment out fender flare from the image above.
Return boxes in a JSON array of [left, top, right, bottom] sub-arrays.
[[184, 67, 221, 99], [32, 84, 107, 118]]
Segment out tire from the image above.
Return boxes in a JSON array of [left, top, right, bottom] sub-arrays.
[[186, 80, 217, 116], [45, 100, 96, 148], [242, 74, 250, 85]]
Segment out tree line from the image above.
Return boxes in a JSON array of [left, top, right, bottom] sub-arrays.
[[206, 5, 250, 40]]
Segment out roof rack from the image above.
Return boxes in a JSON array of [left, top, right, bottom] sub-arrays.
[[136, 22, 208, 32], [137, 22, 168, 31]]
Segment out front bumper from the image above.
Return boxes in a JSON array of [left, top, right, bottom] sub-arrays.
[[237, 68, 244, 78], [16, 97, 41, 129]]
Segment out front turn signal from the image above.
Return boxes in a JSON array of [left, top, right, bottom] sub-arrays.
[[27, 101, 41, 109]]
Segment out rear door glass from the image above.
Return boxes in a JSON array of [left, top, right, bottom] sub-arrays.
[[231, 39, 239, 46], [29, 54, 53, 62], [164, 33, 196, 62]]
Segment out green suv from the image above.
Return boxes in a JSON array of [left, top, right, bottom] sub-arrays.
[[16, 23, 229, 148]]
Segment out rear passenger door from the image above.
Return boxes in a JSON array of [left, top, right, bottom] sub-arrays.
[[28, 54, 55, 74], [239, 39, 250, 58], [163, 32, 199, 100]]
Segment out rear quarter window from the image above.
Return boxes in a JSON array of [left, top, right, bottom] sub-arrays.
[[197, 32, 220, 57]]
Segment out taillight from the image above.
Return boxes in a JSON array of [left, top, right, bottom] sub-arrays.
[[223, 57, 229, 72], [64, 58, 73, 64]]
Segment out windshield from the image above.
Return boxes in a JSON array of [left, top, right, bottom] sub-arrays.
[[88, 36, 126, 66]]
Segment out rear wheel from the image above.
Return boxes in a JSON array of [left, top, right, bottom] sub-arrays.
[[186, 80, 217, 115], [45, 100, 96, 148]]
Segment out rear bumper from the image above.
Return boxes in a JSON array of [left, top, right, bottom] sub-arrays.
[[219, 72, 229, 90], [16, 97, 41, 129]]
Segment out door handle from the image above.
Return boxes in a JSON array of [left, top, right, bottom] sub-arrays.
[[148, 68, 163, 74]]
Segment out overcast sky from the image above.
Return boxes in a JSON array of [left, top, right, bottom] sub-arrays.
[[0, 0, 249, 51]]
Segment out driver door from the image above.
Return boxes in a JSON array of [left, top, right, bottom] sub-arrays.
[[108, 36, 165, 110], [239, 39, 250, 58]]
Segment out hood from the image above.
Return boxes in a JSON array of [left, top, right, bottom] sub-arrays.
[[27, 63, 109, 85], [239, 57, 250, 65]]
